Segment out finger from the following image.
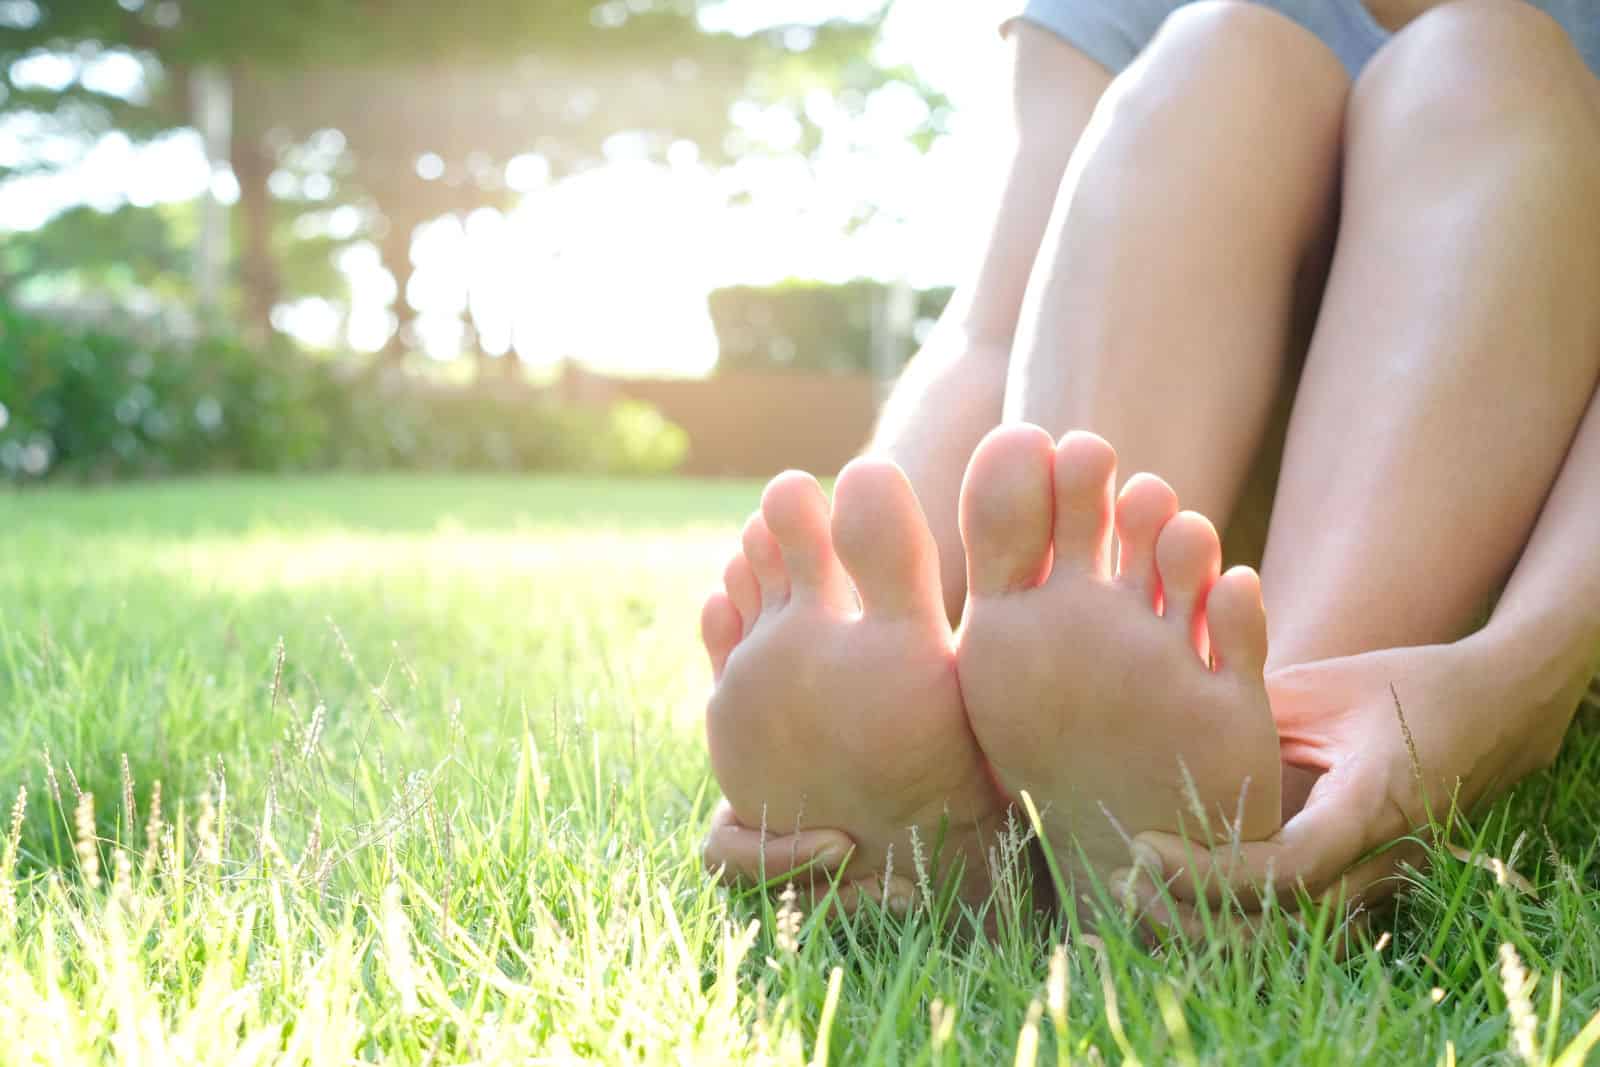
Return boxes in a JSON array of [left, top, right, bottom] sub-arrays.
[[701, 803, 854, 887], [1318, 837, 1428, 913], [1110, 864, 1208, 946], [1134, 765, 1387, 906], [828, 875, 917, 919], [1114, 863, 1376, 960]]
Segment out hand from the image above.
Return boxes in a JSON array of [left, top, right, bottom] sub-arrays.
[[700, 799, 917, 915], [1117, 635, 1575, 929]]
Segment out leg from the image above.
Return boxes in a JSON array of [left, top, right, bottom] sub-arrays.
[[955, 3, 1347, 898], [872, 24, 1112, 623], [1260, 0, 1600, 670], [1006, 1, 1346, 526], [698, 24, 1112, 898]]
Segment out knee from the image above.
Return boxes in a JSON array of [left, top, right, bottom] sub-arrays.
[[1100, 1, 1348, 149], [1355, 0, 1600, 151]]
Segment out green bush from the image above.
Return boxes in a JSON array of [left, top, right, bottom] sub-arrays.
[[0, 303, 686, 482], [596, 400, 690, 476], [707, 279, 953, 376], [0, 303, 326, 479]]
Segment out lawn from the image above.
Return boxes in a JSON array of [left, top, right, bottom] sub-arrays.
[[1, 475, 1597, 1065]]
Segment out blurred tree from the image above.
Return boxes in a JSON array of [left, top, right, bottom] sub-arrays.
[[708, 278, 952, 377], [1, 1, 946, 364], [0, 202, 191, 304]]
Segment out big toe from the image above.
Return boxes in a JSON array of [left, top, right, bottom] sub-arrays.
[[761, 471, 852, 609], [1205, 566, 1269, 679], [1050, 431, 1118, 578], [1154, 510, 1223, 660], [832, 458, 945, 621], [959, 425, 1056, 596]]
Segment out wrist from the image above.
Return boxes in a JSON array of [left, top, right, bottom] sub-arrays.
[[1459, 620, 1596, 742]]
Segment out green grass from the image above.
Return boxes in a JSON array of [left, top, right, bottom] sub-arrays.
[[1, 475, 1597, 1065]]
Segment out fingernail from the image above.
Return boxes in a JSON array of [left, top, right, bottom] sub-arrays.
[[814, 845, 848, 869], [1109, 867, 1138, 912], [1130, 841, 1163, 876]]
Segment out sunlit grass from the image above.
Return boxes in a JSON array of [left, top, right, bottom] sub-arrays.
[[1, 476, 1597, 1064]]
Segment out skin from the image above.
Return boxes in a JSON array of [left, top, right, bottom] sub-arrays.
[[1127, 0, 1600, 922], [867, 23, 1112, 625], [702, 464, 1008, 910], [703, 22, 1112, 904], [702, 0, 1600, 923], [955, 427, 1281, 898]]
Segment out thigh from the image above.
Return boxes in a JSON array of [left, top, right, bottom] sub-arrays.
[[1006, 2, 1349, 522]]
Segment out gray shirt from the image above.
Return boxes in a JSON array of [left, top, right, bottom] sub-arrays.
[[1011, 0, 1600, 78]]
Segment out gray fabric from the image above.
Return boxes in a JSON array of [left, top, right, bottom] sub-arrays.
[[1006, 0, 1600, 79]]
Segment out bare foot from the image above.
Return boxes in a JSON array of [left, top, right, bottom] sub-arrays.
[[955, 426, 1282, 905], [702, 461, 1009, 907]]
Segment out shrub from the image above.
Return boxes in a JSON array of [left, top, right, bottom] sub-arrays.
[[707, 279, 953, 376], [0, 303, 686, 482]]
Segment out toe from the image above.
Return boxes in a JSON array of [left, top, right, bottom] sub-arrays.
[[959, 425, 1056, 596], [701, 593, 742, 679], [1051, 431, 1118, 578], [1115, 473, 1180, 608], [723, 553, 760, 637], [741, 512, 789, 610], [1154, 510, 1223, 660], [832, 458, 945, 621], [761, 471, 853, 608], [1206, 566, 1269, 679]]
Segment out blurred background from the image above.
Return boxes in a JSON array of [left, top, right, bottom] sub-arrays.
[[0, 0, 1008, 482]]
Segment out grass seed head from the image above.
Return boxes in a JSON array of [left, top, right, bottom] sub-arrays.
[[1498, 942, 1539, 1064], [120, 753, 136, 830], [41, 747, 61, 808], [196, 789, 221, 867], [270, 636, 286, 710], [144, 780, 163, 865], [774, 883, 801, 954], [0, 785, 23, 934], [301, 704, 326, 761], [381, 882, 421, 1017], [74, 791, 99, 891], [929, 998, 955, 1055], [1047, 942, 1069, 1030], [4, 786, 24, 868], [110, 848, 134, 911], [909, 824, 932, 909]]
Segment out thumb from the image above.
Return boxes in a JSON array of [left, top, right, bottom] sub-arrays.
[[702, 804, 856, 888], [1135, 761, 1383, 906]]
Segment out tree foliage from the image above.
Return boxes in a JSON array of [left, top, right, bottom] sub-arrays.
[[0, 0, 946, 354], [708, 278, 952, 376]]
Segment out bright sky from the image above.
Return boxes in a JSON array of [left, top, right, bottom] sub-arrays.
[[0, 3, 1011, 376]]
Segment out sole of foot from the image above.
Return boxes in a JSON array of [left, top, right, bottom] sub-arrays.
[[702, 460, 1010, 909], [955, 425, 1282, 913]]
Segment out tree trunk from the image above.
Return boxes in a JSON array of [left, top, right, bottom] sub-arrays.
[[231, 122, 279, 343], [189, 66, 232, 329], [379, 211, 420, 365]]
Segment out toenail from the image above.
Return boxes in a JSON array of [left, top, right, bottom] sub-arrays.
[[888, 893, 912, 916]]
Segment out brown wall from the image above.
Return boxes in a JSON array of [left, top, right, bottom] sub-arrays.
[[592, 371, 882, 478]]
